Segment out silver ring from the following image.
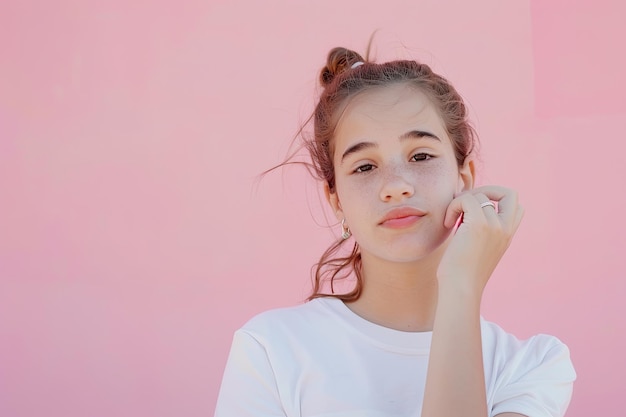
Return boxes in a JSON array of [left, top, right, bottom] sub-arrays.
[[480, 201, 496, 209]]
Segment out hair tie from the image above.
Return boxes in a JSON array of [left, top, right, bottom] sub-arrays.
[[350, 61, 365, 69]]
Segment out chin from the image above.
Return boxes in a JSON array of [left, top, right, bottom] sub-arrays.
[[386, 247, 444, 264], [364, 235, 452, 264], [355, 224, 454, 262]]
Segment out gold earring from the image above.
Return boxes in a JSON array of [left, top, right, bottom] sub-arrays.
[[341, 218, 351, 240]]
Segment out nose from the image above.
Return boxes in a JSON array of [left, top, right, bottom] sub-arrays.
[[379, 171, 415, 202]]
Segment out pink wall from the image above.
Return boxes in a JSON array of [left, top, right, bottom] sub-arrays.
[[1, 1, 624, 416]]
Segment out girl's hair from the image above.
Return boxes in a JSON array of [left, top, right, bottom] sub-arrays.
[[303, 46, 478, 301]]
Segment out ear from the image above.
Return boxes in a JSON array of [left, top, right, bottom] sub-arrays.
[[324, 182, 344, 221], [458, 158, 475, 192]]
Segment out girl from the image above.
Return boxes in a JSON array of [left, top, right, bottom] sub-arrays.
[[214, 47, 575, 417]]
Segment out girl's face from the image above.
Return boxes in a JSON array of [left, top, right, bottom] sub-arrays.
[[327, 83, 474, 264]]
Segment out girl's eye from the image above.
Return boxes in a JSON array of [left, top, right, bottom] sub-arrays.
[[411, 153, 432, 162], [354, 164, 374, 173]]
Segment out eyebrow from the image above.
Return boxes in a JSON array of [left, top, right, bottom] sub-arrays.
[[340, 130, 440, 163]]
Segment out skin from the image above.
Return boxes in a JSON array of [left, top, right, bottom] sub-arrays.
[[325, 83, 525, 417]]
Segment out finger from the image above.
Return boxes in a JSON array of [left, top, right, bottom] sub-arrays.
[[445, 191, 496, 227], [502, 205, 525, 250], [444, 192, 488, 228], [469, 191, 501, 225], [443, 193, 467, 228], [469, 185, 518, 226]]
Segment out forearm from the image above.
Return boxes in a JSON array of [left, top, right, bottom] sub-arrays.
[[421, 284, 488, 417]]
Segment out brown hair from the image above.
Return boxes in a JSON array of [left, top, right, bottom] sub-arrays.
[[302, 46, 478, 301]]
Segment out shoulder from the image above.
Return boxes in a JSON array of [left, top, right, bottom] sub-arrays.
[[480, 319, 574, 373], [481, 319, 571, 359], [242, 298, 334, 328], [480, 319, 576, 417], [236, 298, 342, 346], [225, 297, 361, 374]]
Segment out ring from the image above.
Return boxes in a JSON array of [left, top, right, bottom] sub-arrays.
[[480, 201, 496, 209]]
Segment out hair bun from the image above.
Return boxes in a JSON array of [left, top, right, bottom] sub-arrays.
[[319, 47, 365, 87]]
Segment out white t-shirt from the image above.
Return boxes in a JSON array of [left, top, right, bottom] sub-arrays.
[[215, 297, 575, 417]]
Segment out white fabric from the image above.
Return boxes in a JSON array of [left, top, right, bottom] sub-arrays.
[[215, 298, 575, 417]]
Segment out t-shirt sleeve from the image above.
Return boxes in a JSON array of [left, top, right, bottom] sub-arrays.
[[489, 334, 576, 417], [214, 330, 286, 417]]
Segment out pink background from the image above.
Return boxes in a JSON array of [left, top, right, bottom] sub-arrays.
[[1, 1, 624, 416]]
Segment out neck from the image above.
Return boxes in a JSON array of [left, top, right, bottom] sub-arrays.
[[345, 244, 446, 332]]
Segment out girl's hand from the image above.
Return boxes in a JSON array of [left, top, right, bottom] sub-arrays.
[[437, 185, 524, 297]]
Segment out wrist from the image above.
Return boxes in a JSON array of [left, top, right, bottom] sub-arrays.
[[436, 274, 484, 306]]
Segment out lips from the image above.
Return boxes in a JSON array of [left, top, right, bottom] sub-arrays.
[[379, 207, 426, 228]]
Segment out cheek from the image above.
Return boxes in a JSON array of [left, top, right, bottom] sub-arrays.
[[336, 180, 375, 209], [416, 160, 459, 191], [334, 180, 378, 227], [415, 163, 460, 214]]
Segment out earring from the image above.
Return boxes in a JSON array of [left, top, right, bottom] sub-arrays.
[[341, 218, 351, 240]]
